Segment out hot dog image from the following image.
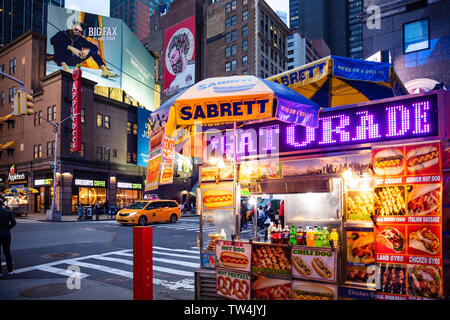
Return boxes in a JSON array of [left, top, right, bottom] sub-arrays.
[[251, 277, 291, 300], [292, 282, 335, 300], [292, 255, 312, 277], [409, 227, 440, 255], [219, 165, 234, 180], [373, 148, 404, 176], [220, 251, 249, 269], [202, 189, 233, 209], [150, 126, 164, 149], [406, 145, 439, 173], [311, 257, 334, 279], [407, 184, 440, 216], [376, 227, 405, 253]]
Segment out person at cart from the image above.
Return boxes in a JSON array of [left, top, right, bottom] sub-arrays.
[[240, 201, 248, 231], [257, 205, 266, 231]]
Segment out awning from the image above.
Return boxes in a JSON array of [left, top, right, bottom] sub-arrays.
[[0, 141, 16, 150], [0, 114, 15, 123]]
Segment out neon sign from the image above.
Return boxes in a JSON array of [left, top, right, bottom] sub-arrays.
[[206, 94, 439, 159]]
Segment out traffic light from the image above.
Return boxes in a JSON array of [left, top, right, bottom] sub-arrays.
[[12, 91, 20, 115], [20, 90, 33, 115]]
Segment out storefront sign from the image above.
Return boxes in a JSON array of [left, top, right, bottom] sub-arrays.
[[74, 179, 106, 187], [8, 166, 27, 185], [71, 66, 82, 152], [34, 178, 53, 186], [117, 182, 142, 190], [207, 93, 439, 160]]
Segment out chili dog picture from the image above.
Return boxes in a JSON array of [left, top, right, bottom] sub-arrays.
[[216, 269, 251, 300], [406, 184, 441, 216], [291, 247, 336, 282], [215, 240, 251, 272], [373, 147, 405, 176], [201, 182, 234, 210], [405, 143, 440, 175]]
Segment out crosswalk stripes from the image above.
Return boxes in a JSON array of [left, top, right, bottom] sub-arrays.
[[16, 219, 45, 224], [13, 247, 200, 292]]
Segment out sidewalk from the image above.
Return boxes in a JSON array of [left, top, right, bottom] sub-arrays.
[[17, 211, 198, 222]]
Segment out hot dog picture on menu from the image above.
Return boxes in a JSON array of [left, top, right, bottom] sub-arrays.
[[373, 147, 405, 176], [291, 247, 336, 282], [201, 183, 234, 210], [215, 240, 252, 272], [405, 144, 440, 175]]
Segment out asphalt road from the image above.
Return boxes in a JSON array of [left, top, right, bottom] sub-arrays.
[[0, 215, 256, 300]]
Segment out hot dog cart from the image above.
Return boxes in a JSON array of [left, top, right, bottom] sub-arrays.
[[195, 90, 450, 300]]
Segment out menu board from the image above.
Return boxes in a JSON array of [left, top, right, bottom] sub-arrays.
[[291, 246, 337, 283], [372, 142, 444, 300], [200, 166, 218, 182], [216, 268, 251, 300], [200, 182, 234, 211], [215, 240, 251, 272], [251, 243, 291, 278], [291, 280, 337, 300]]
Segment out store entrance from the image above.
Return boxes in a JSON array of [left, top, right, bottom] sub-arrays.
[[77, 187, 107, 207]]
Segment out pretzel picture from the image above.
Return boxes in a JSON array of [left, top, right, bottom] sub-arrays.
[[232, 278, 249, 300], [217, 272, 250, 300], [217, 275, 232, 296]]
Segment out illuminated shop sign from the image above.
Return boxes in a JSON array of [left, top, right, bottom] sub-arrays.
[[74, 179, 106, 187], [207, 94, 439, 159], [34, 178, 53, 186], [117, 182, 142, 190]]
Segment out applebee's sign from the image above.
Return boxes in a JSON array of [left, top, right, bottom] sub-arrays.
[[8, 165, 27, 185], [71, 66, 82, 152]]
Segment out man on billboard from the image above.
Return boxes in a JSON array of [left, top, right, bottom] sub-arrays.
[[49, 21, 118, 79]]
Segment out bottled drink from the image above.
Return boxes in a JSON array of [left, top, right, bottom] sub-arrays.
[[220, 228, 226, 240], [301, 227, 307, 245], [276, 224, 283, 244], [330, 228, 339, 248], [282, 226, 290, 244], [322, 227, 330, 247], [315, 226, 323, 247], [268, 222, 275, 243], [306, 227, 315, 247], [296, 226, 303, 245], [289, 225, 297, 245]]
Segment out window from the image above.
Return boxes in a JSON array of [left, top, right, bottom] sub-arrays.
[[225, 2, 231, 13], [404, 19, 429, 53], [242, 10, 248, 21], [97, 114, 103, 127], [126, 121, 132, 134], [242, 70, 248, 75], [38, 144, 42, 158], [47, 141, 52, 156], [104, 115, 110, 129], [231, 0, 236, 10], [133, 123, 138, 135], [225, 18, 231, 28], [12, 58, 16, 74], [242, 40, 248, 52], [104, 148, 110, 161], [242, 25, 248, 37], [225, 46, 231, 57], [231, 44, 237, 55], [231, 30, 237, 41], [1, 91, 5, 105], [81, 109, 85, 123], [96, 146, 103, 160], [225, 62, 231, 72], [52, 105, 56, 120], [225, 32, 231, 43], [231, 59, 237, 70], [231, 15, 237, 26], [34, 145, 38, 159], [242, 55, 248, 67]]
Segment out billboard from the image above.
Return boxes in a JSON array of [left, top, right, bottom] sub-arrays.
[[46, 6, 155, 109], [163, 15, 196, 96], [137, 107, 152, 167]]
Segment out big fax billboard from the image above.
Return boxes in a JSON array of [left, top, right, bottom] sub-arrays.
[[46, 6, 155, 109]]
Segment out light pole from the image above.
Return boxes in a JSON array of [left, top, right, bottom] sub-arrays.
[[39, 113, 79, 221]]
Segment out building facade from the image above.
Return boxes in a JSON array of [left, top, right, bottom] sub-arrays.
[[0, 0, 65, 47], [287, 30, 324, 71], [362, 0, 450, 90], [0, 32, 148, 215]]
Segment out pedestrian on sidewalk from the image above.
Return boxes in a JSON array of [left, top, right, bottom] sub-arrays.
[[95, 201, 102, 221], [77, 205, 83, 221], [0, 199, 16, 276]]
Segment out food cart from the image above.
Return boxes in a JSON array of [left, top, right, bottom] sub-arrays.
[[195, 90, 449, 300]]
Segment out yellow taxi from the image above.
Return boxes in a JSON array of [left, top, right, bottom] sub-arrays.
[[116, 200, 181, 226]]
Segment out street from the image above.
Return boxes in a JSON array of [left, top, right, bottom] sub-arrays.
[[0, 215, 256, 300]]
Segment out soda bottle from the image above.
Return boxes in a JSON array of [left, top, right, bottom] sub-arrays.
[[301, 227, 307, 245], [306, 227, 315, 247], [282, 225, 290, 244], [268, 222, 275, 243], [315, 226, 323, 247], [220, 228, 226, 240], [276, 224, 283, 244], [330, 228, 339, 248], [322, 227, 330, 247], [289, 225, 297, 245], [296, 226, 303, 245]]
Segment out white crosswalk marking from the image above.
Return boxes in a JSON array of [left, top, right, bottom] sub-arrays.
[[13, 247, 200, 292], [16, 219, 44, 224]]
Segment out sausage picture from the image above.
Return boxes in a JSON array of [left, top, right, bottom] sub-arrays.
[[406, 145, 439, 173], [373, 148, 404, 176], [219, 251, 249, 269], [202, 189, 233, 209], [292, 255, 312, 277], [311, 257, 334, 279]]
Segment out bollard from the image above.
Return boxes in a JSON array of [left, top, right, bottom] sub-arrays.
[[133, 226, 153, 300]]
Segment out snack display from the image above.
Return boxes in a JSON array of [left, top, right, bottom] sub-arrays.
[[202, 189, 233, 209], [406, 145, 439, 174], [292, 256, 312, 277], [408, 265, 443, 299], [407, 184, 441, 216], [376, 227, 405, 253], [347, 191, 374, 221], [252, 244, 291, 275], [379, 264, 406, 295], [373, 148, 404, 176], [251, 277, 291, 300], [408, 227, 440, 255], [291, 281, 336, 300], [219, 251, 250, 269], [207, 234, 221, 251], [374, 186, 406, 216]]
